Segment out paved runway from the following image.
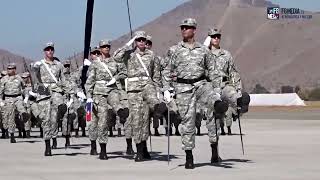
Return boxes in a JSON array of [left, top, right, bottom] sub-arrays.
[[0, 110, 320, 180]]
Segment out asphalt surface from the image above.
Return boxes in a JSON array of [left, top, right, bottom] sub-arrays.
[[0, 110, 320, 180]]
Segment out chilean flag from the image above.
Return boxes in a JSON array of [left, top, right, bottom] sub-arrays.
[[86, 102, 93, 122]]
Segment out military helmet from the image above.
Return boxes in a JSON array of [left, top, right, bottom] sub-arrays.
[[208, 28, 221, 36], [180, 18, 197, 28], [99, 39, 111, 47], [43, 42, 54, 50], [21, 72, 30, 78], [134, 31, 147, 39], [7, 63, 16, 69]]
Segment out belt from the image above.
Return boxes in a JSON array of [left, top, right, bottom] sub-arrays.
[[176, 76, 206, 84], [96, 80, 116, 87], [127, 76, 149, 82], [4, 94, 22, 98]]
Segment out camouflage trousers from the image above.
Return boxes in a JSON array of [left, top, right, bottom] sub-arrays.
[[125, 84, 160, 144], [62, 96, 79, 136], [89, 93, 120, 144], [38, 92, 65, 140], [176, 82, 221, 150], [2, 96, 26, 133], [220, 85, 239, 127]]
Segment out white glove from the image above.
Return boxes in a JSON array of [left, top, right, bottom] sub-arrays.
[[76, 92, 86, 99], [24, 97, 28, 104], [164, 90, 172, 103], [86, 98, 93, 103], [106, 78, 116, 86], [126, 36, 137, 46], [29, 91, 38, 97], [67, 98, 74, 108], [84, 59, 92, 66], [237, 90, 242, 98], [203, 36, 211, 47], [0, 101, 4, 107]]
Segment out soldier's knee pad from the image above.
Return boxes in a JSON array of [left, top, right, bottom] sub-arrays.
[[67, 113, 77, 123], [154, 102, 167, 118], [107, 109, 117, 127], [214, 100, 228, 114], [22, 112, 30, 123], [117, 108, 129, 124], [57, 104, 68, 120]]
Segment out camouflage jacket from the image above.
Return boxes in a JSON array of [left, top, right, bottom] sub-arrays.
[[32, 59, 68, 94], [163, 41, 218, 93], [210, 48, 242, 91], [113, 45, 161, 92], [85, 57, 127, 98], [0, 75, 26, 97]]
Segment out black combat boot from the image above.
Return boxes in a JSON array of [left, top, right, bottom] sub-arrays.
[[99, 143, 108, 160], [26, 130, 31, 138], [5, 129, 9, 139], [18, 129, 23, 138], [185, 150, 194, 169], [117, 128, 122, 137], [154, 128, 160, 136], [10, 133, 16, 143], [90, 140, 98, 155], [75, 129, 79, 137], [51, 138, 57, 149], [227, 126, 232, 135], [175, 126, 180, 136], [135, 143, 144, 162], [1, 128, 5, 139], [81, 127, 86, 137], [65, 135, 71, 148], [40, 127, 43, 138], [211, 142, 221, 163], [220, 126, 226, 135], [165, 127, 172, 136], [109, 128, 114, 137], [22, 129, 27, 138], [196, 126, 201, 136], [126, 138, 134, 155], [44, 140, 52, 156], [142, 141, 151, 159]]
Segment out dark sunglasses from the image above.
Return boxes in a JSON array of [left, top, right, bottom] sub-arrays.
[[44, 47, 54, 51], [135, 38, 146, 42], [146, 40, 152, 46], [64, 65, 71, 68], [180, 25, 194, 30], [91, 51, 101, 55], [100, 45, 110, 49], [210, 34, 221, 39], [7, 68, 16, 70]]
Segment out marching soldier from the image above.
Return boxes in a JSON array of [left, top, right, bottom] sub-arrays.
[[206, 28, 250, 135], [85, 44, 127, 160], [113, 31, 168, 161], [0, 63, 29, 143], [31, 42, 68, 156], [163, 18, 228, 169], [0, 70, 8, 139]]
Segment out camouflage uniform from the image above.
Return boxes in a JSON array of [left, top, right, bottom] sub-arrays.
[[32, 44, 68, 142], [61, 62, 78, 137], [0, 71, 7, 138], [208, 28, 242, 134], [85, 56, 127, 144], [113, 31, 163, 144], [0, 63, 28, 142]]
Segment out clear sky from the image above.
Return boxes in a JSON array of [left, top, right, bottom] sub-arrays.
[[0, 0, 319, 60]]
